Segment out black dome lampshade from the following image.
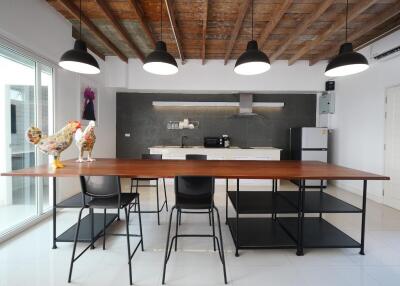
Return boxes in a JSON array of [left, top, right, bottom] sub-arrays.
[[234, 0, 271, 76], [58, 0, 100, 74], [324, 0, 369, 77], [59, 39, 100, 74], [234, 40, 271, 75], [143, 41, 178, 75], [143, 0, 178, 75], [324, 42, 369, 77]]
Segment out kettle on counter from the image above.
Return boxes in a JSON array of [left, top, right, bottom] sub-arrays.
[[222, 134, 230, 148]]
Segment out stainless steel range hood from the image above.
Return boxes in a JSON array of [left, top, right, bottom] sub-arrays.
[[236, 93, 259, 117]]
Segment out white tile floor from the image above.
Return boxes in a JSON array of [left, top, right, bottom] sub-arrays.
[[1, 180, 400, 286]]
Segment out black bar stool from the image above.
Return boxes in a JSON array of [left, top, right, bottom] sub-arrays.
[[130, 154, 168, 225], [162, 176, 227, 284], [68, 176, 143, 285], [179, 154, 212, 226]]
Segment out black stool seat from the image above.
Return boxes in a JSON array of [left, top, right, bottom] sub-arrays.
[[86, 193, 139, 208], [135, 178, 159, 181], [176, 197, 213, 210]]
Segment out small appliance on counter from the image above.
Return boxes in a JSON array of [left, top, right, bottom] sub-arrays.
[[204, 136, 224, 148], [222, 134, 230, 148]]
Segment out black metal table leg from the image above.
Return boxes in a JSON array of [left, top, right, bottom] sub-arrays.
[[156, 179, 160, 225], [225, 179, 228, 225], [272, 179, 277, 220], [296, 179, 304, 256], [163, 178, 168, 211], [319, 179, 323, 218], [235, 178, 240, 257], [360, 180, 367, 255], [90, 208, 95, 249], [52, 177, 57, 249]]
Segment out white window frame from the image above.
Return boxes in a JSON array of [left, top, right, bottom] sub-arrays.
[[0, 35, 56, 243]]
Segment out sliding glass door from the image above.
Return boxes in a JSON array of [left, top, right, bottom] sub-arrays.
[[0, 44, 54, 236]]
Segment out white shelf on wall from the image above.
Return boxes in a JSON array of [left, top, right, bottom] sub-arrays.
[[152, 101, 284, 108]]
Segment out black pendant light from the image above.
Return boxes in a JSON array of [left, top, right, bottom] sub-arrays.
[[325, 0, 369, 77], [59, 0, 100, 74], [143, 0, 178, 75], [234, 0, 270, 75]]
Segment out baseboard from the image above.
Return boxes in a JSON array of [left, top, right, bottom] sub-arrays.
[[0, 210, 53, 245], [332, 181, 384, 204]]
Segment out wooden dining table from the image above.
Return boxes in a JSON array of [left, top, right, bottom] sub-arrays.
[[2, 158, 389, 256]]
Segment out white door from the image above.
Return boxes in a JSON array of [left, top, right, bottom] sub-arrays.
[[384, 85, 400, 210]]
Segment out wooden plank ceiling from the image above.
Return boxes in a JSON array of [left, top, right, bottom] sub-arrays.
[[47, 0, 400, 65]]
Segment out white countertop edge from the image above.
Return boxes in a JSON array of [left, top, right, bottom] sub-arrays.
[[149, 146, 282, 151]]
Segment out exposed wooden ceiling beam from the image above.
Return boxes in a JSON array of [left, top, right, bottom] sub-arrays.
[[72, 27, 105, 61], [258, 0, 293, 49], [95, 0, 144, 62], [224, 0, 251, 65], [164, 0, 185, 64], [309, 2, 400, 65], [201, 0, 209, 65], [58, 0, 128, 62], [270, 0, 335, 61], [127, 0, 156, 47], [288, 0, 378, 65]]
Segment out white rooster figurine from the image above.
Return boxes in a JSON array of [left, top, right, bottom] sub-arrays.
[[74, 120, 96, 162]]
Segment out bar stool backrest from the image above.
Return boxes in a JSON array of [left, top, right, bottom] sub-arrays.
[[185, 154, 207, 160], [174, 176, 215, 208], [142, 154, 162, 160], [80, 176, 121, 200]]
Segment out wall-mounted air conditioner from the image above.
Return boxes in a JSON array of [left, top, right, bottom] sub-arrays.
[[370, 30, 400, 62]]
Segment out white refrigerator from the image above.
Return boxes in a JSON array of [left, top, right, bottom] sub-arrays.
[[290, 127, 328, 187]]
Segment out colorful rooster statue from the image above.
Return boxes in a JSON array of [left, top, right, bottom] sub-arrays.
[[26, 121, 81, 168], [74, 120, 96, 162]]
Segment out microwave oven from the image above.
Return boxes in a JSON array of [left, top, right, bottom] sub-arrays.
[[204, 137, 224, 148]]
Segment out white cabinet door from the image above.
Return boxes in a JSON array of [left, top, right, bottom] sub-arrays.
[[301, 150, 327, 162], [302, 127, 328, 149]]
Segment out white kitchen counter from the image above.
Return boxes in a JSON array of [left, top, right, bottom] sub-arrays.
[[149, 146, 281, 160], [149, 146, 282, 186]]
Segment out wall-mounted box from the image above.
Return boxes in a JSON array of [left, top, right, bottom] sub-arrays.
[[319, 92, 335, 114]]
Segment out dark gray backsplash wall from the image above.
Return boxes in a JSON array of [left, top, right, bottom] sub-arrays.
[[116, 93, 316, 159]]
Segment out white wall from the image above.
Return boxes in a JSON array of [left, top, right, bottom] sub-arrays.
[[106, 57, 326, 93], [329, 30, 400, 202], [0, 0, 116, 200]]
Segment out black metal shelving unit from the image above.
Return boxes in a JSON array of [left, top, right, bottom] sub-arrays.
[[226, 179, 365, 256], [53, 185, 118, 248]]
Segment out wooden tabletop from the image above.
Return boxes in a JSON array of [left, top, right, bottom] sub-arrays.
[[1, 159, 389, 180]]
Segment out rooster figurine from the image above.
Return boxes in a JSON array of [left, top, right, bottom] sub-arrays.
[[74, 120, 96, 162], [26, 121, 81, 168]]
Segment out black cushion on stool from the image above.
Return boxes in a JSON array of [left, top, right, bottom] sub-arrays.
[[86, 193, 139, 208]]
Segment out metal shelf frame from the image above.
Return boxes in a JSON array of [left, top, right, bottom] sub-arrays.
[[225, 179, 368, 257], [52, 178, 118, 248]]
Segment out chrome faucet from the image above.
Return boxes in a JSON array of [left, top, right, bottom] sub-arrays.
[[181, 135, 188, 148]]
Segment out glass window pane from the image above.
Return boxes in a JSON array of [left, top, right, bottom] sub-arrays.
[[0, 45, 53, 234]]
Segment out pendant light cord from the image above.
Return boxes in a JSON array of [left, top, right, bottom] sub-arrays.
[[79, 0, 82, 40], [251, 0, 254, 40], [345, 0, 348, 42]]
